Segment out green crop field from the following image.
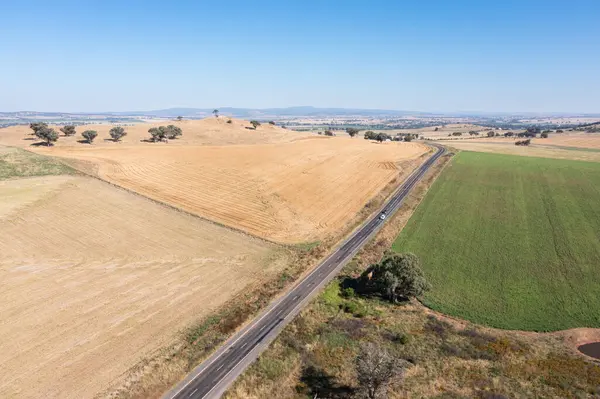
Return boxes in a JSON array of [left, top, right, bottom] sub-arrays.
[[393, 151, 600, 331]]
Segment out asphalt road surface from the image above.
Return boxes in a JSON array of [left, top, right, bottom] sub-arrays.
[[165, 143, 446, 399]]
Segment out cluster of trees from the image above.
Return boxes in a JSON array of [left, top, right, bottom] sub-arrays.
[[469, 131, 480, 136], [363, 131, 415, 143], [148, 125, 183, 142], [28, 123, 130, 145]]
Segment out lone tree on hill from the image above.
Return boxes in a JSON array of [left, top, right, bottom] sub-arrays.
[[212, 109, 219, 118], [268, 120, 276, 125], [359, 253, 430, 302], [404, 134, 414, 142], [356, 342, 408, 399], [81, 130, 98, 144], [60, 125, 76, 136], [324, 130, 334, 136], [109, 126, 127, 142], [176, 116, 183, 121], [540, 131, 549, 138], [35, 126, 59, 146], [346, 127, 360, 137], [29, 122, 48, 135], [487, 130, 495, 137], [250, 120, 261, 129]]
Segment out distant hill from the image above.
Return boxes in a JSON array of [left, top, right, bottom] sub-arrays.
[[112, 106, 432, 118]]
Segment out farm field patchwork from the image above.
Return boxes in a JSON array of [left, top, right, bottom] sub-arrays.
[[447, 140, 600, 163], [34, 137, 427, 243], [0, 174, 286, 399], [393, 151, 600, 331]]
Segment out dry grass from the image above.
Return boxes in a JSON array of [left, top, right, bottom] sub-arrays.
[[24, 137, 426, 243], [0, 175, 286, 399]]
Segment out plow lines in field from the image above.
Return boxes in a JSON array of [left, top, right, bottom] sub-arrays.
[[48, 138, 427, 243]]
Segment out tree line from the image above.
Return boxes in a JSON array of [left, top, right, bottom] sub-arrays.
[[28, 123, 184, 145]]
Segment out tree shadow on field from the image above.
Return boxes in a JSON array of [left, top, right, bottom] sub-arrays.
[[29, 141, 52, 147], [22, 137, 35, 141], [296, 365, 354, 398], [76, 139, 92, 144]]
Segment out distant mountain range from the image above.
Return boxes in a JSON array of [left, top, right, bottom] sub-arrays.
[[108, 106, 435, 118], [1, 107, 599, 119]]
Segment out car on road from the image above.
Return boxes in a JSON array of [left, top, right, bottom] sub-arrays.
[[379, 213, 386, 220]]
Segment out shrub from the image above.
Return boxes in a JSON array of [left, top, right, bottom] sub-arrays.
[[250, 120, 261, 129], [341, 287, 356, 298], [268, 121, 276, 125], [226, 119, 232, 124]]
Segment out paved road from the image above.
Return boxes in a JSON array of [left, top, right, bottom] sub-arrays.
[[165, 144, 446, 399]]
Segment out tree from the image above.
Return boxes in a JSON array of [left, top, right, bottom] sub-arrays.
[[360, 253, 430, 302], [487, 130, 495, 137], [226, 119, 233, 124], [324, 130, 334, 136], [268, 121, 276, 125], [176, 116, 183, 121], [35, 126, 59, 146], [556, 129, 564, 133], [213, 109, 219, 118], [504, 131, 514, 137], [81, 130, 98, 143], [434, 127, 439, 132], [165, 125, 182, 139], [250, 120, 261, 129], [29, 122, 48, 135], [540, 132, 549, 138], [148, 126, 167, 142], [404, 134, 413, 142], [355, 342, 407, 399], [60, 125, 76, 136], [468, 131, 479, 136], [375, 133, 389, 143], [346, 127, 360, 137], [364, 131, 376, 140], [109, 126, 127, 142], [452, 132, 462, 136]]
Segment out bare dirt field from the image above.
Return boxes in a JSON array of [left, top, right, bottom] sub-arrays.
[[0, 175, 285, 399], [24, 138, 427, 243]]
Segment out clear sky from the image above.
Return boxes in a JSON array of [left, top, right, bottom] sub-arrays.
[[1, 0, 599, 113]]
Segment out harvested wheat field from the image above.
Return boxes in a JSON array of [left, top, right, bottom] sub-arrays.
[[32, 137, 427, 242], [0, 117, 309, 148], [0, 175, 286, 399]]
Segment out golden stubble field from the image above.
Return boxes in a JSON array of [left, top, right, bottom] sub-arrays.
[[0, 175, 286, 399], [1, 120, 428, 243], [442, 133, 600, 162]]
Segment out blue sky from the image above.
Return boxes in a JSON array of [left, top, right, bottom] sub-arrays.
[[1, 0, 599, 113]]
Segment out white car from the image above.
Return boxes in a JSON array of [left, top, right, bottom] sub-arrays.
[[379, 213, 386, 220]]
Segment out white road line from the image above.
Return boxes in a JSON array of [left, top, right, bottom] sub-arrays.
[[216, 364, 224, 372], [259, 325, 266, 332], [241, 342, 247, 349], [189, 388, 198, 397]]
